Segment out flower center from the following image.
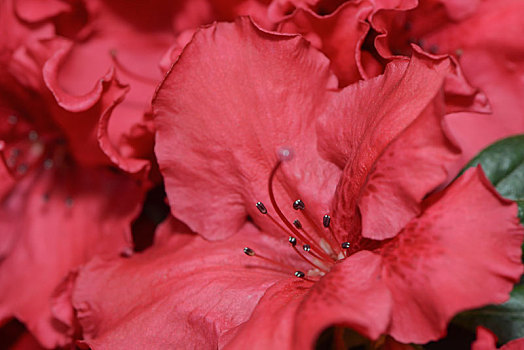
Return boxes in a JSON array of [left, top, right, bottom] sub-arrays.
[[243, 148, 351, 281], [1, 110, 67, 179]]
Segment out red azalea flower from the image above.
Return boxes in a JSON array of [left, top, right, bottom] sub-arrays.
[[68, 18, 523, 348], [0, 22, 145, 349], [473, 327, 524, 350], [367, 0, 524, 167]]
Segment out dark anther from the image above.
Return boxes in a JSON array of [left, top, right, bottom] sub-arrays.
[[341, 242, 351, 249], [43, 159, 54, 169], [294, 271, 305, 278], [288, 236, 297, 247], [293, 199, 305, 210], [17, 164, 28, 174], [303, 244, 311, 252], [256, 202, 267, 214], [323, 215, 331, 228], [7, 115, 18, 124], [28, 130, 38, 141], [243, 247, 255, 256], [293, 219, 302, 229]]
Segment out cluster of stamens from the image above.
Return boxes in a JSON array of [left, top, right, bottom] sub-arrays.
[[243, 148, 350, 282], [2, 112, 74, 207]]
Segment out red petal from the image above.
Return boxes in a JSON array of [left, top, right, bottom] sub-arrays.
[[358, 90, 460, 240], [0, 167, 142, 348], [380, 167, 524, 343], [278, 2, 373, 87], [14, 0, 71, 23], [472, 327, 498, 350], [321, 49, 457, 241], [72, 219, 291, 349], [425, 0, 524, 165], [42, 40, 132, 167], [225, 251, 391, 349], [41, 0, 179, 171], [371, 0, 524, 165], [154, 17, 340, 240], [295, 251, 391, 346]]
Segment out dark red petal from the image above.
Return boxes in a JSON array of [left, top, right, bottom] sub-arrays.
[[381, 167, 524, 343]]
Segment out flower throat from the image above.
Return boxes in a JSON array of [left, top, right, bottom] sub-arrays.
[[243, 148, 350, 282]]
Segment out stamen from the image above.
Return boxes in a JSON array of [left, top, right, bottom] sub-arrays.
[[266, 162, 323, 253], [323, 214, 342, 252], [341, 242, 351, 249], [28, 130, 38, 142], [293, 199, 305, 210], [43, 159, 53, 169], [7, 115, 18, 125], [293, 219, 302, 229], [288, 236, 297, 247], [256, 201, 267, 214], [294, 271, 305, 278], [265, 161, 335, 262], [323, 215, 331, 228], [17, 163, 28, 174], [242, 247, 296, 272], [292, 245, 328, 272], [243, 247, 255, 256]]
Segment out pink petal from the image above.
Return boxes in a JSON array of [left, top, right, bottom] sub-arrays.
[[0, 167, 142, 348], [278, 2, 373, 87], [226, 251, 391, 349], [380, 167, 524, 343], [154, 17, 340, 240], [72, 218, 291, 349]]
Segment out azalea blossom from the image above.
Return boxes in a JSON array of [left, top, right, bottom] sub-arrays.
[[0, 4, 146, 346], [68, 18, 523, 349], [366, 0, 524, 167]]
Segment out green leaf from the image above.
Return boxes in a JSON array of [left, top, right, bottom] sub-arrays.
[[460, 134, 524, 224], [452, 285, 524, 343]]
